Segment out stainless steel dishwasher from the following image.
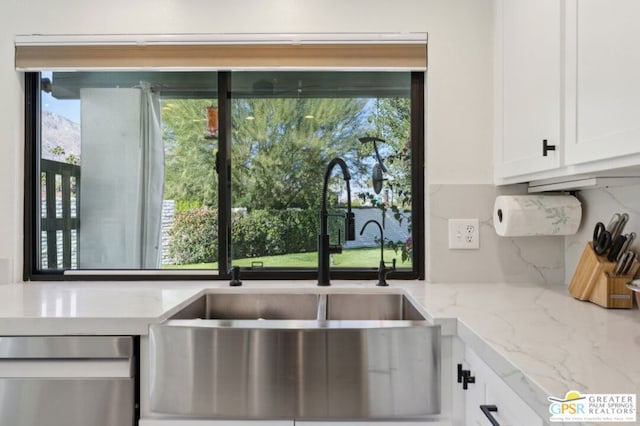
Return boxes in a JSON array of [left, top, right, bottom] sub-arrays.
[[0, 336, 135, 426]]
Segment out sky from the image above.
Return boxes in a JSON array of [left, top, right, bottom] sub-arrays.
[[41, 71, 81, 123]]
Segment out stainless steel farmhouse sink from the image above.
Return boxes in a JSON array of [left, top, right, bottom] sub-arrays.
[[149, 291, 440, 419]]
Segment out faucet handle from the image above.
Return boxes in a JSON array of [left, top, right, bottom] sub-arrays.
[[345, 212, 356, 241], [377, 258, 396, 287], [329, 229, 343, 254]]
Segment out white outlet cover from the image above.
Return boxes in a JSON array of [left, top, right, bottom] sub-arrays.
[[448, 219, 480, 249]]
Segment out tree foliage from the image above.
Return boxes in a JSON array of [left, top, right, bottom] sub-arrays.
[[162, 99, 218, 207], [162, 97, 370, 211], [231, 97, 368, 210], [359, 98, 413, 262]]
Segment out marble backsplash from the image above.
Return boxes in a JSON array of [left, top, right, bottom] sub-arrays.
[[428, 184, 565, 284], [565, 182, 640, 285]]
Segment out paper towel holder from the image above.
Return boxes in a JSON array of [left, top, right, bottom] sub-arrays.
[[493, 194, 582, 237]]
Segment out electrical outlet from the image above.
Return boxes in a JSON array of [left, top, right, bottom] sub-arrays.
[[448, 219, 480, 249]]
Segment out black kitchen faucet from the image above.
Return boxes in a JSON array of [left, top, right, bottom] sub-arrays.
[[317, 157, 355, 286]]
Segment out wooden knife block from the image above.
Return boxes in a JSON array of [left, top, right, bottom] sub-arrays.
[[590, 270, 639, 308], [568, 242, 637, 309]]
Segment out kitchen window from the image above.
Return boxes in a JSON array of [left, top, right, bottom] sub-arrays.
[[24, 69, 424, 281]]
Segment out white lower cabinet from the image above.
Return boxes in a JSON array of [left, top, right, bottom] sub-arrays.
[[462, 348, 542, 426]]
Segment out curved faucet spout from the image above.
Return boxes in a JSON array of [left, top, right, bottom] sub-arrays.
[[321, 158, 352, 228], [359, 218, 395, 286], [318, 157, 355, 286], [360, 219, 385, 263]]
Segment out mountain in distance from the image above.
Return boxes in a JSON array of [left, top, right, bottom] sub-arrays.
[[41, 110, 81, 164]]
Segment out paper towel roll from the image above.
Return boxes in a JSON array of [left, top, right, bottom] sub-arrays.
[[493, 195, 581, 236]]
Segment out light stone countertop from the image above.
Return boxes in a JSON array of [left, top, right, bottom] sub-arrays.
[[410, 281, 640, 423], [0, 280, 637, 422]]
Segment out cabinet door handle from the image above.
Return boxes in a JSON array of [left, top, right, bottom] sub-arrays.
[[542, 139, 556, 156], [480, 404, 500, 426], [456, 364, 475, 390]]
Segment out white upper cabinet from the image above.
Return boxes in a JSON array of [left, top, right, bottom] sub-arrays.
[[564, 0, 640, 165], [496, 0, 640, 185], [495, 0, 562, 179]]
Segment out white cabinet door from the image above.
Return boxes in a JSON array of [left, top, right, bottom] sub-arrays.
[[464, 348, 542, 426], [463, 375, 487, 425], [495, 0, 562, 179], [565, 0, 640, 165]]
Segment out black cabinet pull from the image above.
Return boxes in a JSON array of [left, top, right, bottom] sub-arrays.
[[542, 139, 556, 156], [480, 404, 500, 426], [463, 373, 475, 389], [456, 363, 475, 390]]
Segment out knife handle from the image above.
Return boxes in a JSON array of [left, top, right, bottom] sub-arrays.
[[614, 253, 628, 275], [620, 232, 637, 260], [607, 235, 627, 262], [614, 251, 635, 276], [623, 253, 637, 276], [611, 213, 630, 241]]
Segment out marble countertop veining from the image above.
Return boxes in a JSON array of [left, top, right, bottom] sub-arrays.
[[410, 281, 640, 422], [0, 280, 638, 422]]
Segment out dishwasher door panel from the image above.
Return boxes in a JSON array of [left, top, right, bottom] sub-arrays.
[[0, 378, 134, 426], [0, 336, 135, 426]]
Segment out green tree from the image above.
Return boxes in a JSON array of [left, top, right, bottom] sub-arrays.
[[362, 98, 413, 262], [162, 99, 218, 207], [373, 98, 412, 210], [230, 97, 368, 210], [162, 97, 369, 210]]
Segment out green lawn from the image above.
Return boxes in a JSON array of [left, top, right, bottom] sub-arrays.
[[163, 246, 410, 269]]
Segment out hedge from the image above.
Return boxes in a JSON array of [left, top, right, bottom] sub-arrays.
[[231, 209, 317, 259], [168, 207, 319, 264], [168, 207, 218, 265]]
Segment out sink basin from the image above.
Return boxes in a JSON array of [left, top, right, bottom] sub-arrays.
[[326, 293, 424, 320], [149, 290, 440, 419], [171, 293, 319, 320]]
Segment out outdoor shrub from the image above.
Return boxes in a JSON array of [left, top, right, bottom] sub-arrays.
[[232, 209, 317, 258], [168, 207, 218, 264]]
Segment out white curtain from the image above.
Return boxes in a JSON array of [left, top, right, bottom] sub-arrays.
[[78, 86, 164, 269], [140, 82, 165, 268]]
